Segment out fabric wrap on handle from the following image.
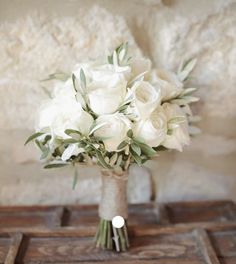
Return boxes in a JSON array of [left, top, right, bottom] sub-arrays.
[[99, 170, 128, 220]]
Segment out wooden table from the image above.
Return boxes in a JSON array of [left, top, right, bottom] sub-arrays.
[[0, 200, 235, 263]]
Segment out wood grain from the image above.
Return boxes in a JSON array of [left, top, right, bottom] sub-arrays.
[[194, 228, 220, 264], [0, 200, 235, 263], [5, 233, 23, 264]]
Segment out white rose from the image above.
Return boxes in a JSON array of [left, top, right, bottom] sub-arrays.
[[52, 79, 75, 100], [134, 106, 167, 147], [162, 103, 190, 151], [73, 63, 131, 115], [131, 81, 161, 120], [38, 97, 93, 139], [130, 57, 151, 79], [149, 69, 183, 101], [94, 113, 131, 152]]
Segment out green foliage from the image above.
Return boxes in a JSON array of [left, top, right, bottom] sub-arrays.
[[24, 132, 44, 145], [44, 163, 68, 169], [107, 42, 129, 66], [73, 166, 78, 190], [41, 72, 69, 82], [80, 68, 86, 91]]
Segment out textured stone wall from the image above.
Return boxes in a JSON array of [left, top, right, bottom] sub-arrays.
[[0, 0, 235, 205]]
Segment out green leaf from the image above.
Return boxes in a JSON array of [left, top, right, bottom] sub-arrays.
[[107, 55, 113, 64], [154, 145, 167, 152], [64, 129, 82, 137], [168, 116, 186, 125], [72, 73, 78, 92], [182, 96, 199, 103], [42, 135, 52, 145], [178, 58, 197, 82], [73, 167, 78, 190], [41, 72, 69, 82], [134, 140, 156, 158], [40, 148, 50, 160], [95, 151, 112, 169], [62, 138, 79, 144], [109, 153, 118, 166], [80, 68, 86, 91], [116, 43, 124, 54], [44, 163, 68, 169], [130, 150, 142, 166], [117, 104, 129, 112], [117, 140, 128, 150], [127, 129, 133, 138], [130, 143, 141, 156], [35, 139, 46, 152], [24, 132, 44, 145], [116, 155, 123, 167], [180, 87, 197, 96]]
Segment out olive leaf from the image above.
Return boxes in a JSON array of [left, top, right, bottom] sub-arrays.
[[41, 72, 69, 82], [130, 150, 142, 166], [64, 129, 82, 137], [24, 132, 44, 145], [95, 150, 112, 169], [117, 140, 128, 150], [178, 58, 197, 82], [40, 148, 50, 160], [72, 73, 79, 93], [130, 143, 141, 156], [134, 139, 156, 158], [127, 129, 133, 138], [44, 163, 68, 169], [180, 88, 197, 96], [73, 166, 78, 190], [80, 68, 86, 92], [107, 55, 113, 64]]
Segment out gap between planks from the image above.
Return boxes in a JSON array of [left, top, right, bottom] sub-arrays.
[[194, 228, 220, 264]]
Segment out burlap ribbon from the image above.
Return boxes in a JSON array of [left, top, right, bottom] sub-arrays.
[[98, 170, 128, 220]]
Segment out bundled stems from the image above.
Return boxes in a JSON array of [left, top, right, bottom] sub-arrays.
[[95, 169, 129, 251], [95, 218, 129, 251]]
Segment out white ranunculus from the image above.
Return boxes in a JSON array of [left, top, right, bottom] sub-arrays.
[[162, 103, 190, 151], [73, 63, 131, 115], [94, 113, 131, 152], [149, 69, 183, 101], [131, 81, 161, 120], [37, 97, 93, 139], [134, 106, 167, 147]]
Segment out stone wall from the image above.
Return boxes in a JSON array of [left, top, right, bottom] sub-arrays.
[[0, 0, 235, 205]]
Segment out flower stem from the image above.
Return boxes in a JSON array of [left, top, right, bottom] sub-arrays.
[[95, 218, 129, 251]]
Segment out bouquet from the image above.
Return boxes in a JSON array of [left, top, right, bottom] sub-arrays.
[[25, 43, 199, 251]]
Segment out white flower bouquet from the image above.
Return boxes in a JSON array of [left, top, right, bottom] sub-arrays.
[[25, 43, 199, 251]]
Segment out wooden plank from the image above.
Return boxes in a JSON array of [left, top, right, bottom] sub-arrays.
[[0, 201, 235, 230], [208, 229, 236, 258], [166, 200, 236, 224], [156, 203, 171, 224], [194, 228, 220, 264], [1, 221, 236, 240], [0, 207, 62, 229], [5, 233, 23, 264], [48, 261, 202, 264], [0, 234, 11, 264], [18, 231, 202, 263]]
